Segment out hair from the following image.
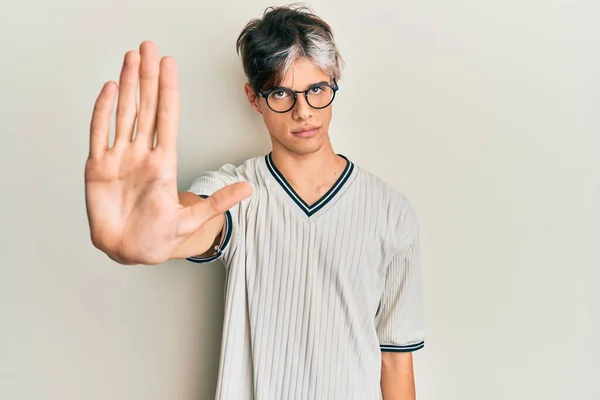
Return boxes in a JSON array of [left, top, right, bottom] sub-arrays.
[[236, 3, 344, 93]]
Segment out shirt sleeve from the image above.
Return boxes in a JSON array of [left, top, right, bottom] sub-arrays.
[[375, 204, 426, 353], [184, 164, 241, 265]]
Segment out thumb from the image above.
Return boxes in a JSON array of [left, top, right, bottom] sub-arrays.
[[175, 182, 253, 237]]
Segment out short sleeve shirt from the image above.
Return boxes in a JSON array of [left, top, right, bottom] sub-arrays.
[[186, 153, 425, 400]]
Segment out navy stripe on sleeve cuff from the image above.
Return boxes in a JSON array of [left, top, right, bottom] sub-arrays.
[[380, 340, 425, 352], [186, 194, 233, 264]]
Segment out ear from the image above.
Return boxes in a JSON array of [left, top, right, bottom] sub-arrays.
[[244, 83, 263, 114]]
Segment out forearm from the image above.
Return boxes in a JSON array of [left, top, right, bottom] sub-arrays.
[[380, 356, 416, 400]]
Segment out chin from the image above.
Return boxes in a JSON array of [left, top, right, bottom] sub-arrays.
[[287, 141, 324, 156], [272, 138, 319, 156]]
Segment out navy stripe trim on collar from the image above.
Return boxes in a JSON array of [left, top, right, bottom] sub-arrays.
[[265, 152, 354, 217]]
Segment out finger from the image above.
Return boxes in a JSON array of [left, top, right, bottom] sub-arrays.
[[175, 182, 253, 237], [89, 81, 118, 159], [134, 41, 160, 149], [155, 56, 180, 152], [114, 50, 140, 146]]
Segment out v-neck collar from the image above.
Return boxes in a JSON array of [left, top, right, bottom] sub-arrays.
[[264, 152, 355, 217]]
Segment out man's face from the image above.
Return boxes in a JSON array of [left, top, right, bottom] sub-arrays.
[[245, 59, 334, 156]]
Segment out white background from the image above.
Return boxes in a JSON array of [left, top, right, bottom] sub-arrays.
[[1, 0, 598, 399]]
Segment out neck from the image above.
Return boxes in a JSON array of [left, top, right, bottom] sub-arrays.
[[270, 142, 346, 200]]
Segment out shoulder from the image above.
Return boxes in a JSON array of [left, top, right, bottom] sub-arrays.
[[353, 163, 415, 212], [353, 163, 420, 249], [188, 155, 264, 192]]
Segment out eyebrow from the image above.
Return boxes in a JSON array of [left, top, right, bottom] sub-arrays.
[[277, 80, 331, 91]]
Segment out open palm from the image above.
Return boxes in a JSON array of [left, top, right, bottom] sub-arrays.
[[85, 41, 251, 265]]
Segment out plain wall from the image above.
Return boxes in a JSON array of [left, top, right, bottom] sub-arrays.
[[1, 0, 598, 399]]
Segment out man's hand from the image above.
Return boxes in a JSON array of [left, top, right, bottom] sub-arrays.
[[85, 41, 252, 265]]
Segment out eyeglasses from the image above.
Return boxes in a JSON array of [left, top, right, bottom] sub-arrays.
[[257, 79, 339, 113]]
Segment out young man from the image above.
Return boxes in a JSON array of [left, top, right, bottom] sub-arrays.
[[85, 5, 425, 400]]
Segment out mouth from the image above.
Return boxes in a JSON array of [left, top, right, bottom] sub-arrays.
[[291, 125, 320, 138]]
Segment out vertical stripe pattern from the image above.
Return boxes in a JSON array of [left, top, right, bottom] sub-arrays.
[[186, 155, 425, 400]]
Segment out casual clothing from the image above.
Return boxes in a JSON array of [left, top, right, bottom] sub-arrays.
[[186, 153, 425, 400]]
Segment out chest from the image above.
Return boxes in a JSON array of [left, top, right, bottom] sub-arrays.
[[239, 200, 390, 302]]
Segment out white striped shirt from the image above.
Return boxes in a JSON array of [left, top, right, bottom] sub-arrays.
[[186, 153, 425, 400]]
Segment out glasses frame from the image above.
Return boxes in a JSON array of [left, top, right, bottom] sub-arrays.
[[257, 79, 339, 113]]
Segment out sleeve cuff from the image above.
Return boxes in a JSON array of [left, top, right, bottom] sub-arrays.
[[185, 195, 233, 264], [380, 340, 425, 352]]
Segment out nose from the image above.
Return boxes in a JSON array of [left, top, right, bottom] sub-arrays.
[[292, 93, 313, 120]]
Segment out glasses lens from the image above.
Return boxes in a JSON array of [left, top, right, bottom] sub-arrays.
[[307, 85, 335, 108], [267, 89, 295, 112]]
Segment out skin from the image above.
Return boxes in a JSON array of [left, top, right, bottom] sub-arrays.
[[381, 351, 416, 399]]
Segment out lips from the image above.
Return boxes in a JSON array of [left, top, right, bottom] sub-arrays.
[[292, 125, 320, 137]]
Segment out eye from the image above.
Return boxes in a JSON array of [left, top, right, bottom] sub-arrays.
[[273, 90, 289, 99], [309, 86, 324, 94]]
